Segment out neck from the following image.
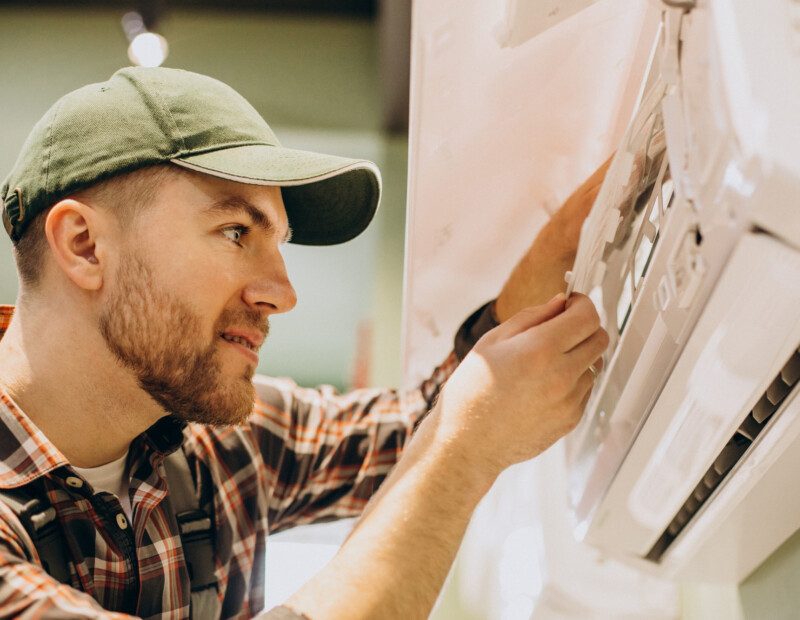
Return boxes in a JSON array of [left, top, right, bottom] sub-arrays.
[[0, 295, 165, 468]]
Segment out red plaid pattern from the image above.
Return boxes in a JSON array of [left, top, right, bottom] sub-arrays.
[[0, 306, 458, 619]]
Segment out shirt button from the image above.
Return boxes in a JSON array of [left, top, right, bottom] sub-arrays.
[[65, 476, 83, 488], [116, 513, 128, 530]]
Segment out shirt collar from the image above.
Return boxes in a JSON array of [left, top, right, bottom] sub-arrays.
[[0, 305, 186, 488], [0, 388, 71, 488]]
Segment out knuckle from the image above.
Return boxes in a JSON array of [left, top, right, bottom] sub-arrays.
[[570, 295, 600, 327], [583, 302, 601, 329], [590, 310, 602, 332], [475, 330, 496, 349]]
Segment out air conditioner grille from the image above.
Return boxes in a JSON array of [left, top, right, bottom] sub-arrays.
[[646, 347, 800, 562]]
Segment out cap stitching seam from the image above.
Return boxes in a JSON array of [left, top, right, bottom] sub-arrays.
[[171, 158, 379, 185], [147, 80, 186, 154], [177, 140, 276, 157]]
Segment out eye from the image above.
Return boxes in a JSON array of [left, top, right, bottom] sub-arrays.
[[221, 225, 249, 246]]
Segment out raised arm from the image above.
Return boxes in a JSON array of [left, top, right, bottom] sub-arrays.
[[495, 156, 612, 322], [278, 293, 608, 620]]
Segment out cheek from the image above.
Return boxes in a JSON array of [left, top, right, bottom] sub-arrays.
[[133, 224, 246, 308], [166, 249, 245, 310]]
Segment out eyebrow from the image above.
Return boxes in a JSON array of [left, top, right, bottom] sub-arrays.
[[204, 196, 293, 244]]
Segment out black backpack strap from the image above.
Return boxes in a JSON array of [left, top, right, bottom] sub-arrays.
[[163, 449, 221, 619], [0, 482, 71, 584], [0, 457, 220, 617]]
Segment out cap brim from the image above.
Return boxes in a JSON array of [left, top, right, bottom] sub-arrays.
[[171, 144, 381, 245]]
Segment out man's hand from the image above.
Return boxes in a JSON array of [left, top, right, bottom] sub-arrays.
[[438, 293, 609, 474], [494, 156, 612, 322], [284, 294, 608, 620]]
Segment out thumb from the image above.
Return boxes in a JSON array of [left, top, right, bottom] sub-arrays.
[[496, 293, 566, 337]]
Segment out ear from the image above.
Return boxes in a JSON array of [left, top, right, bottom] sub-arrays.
[[44, 199, 109, 291]]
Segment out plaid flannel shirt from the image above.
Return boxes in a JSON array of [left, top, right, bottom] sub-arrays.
[[0, 302, 496, 619]]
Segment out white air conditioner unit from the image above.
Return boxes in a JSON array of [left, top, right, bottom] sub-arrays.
[[565, 0, 800, 583]]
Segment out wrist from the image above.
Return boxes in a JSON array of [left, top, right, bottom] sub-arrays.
[[422, 404, 504, 494]]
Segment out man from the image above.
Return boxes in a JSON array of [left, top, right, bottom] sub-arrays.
[[0, 67, 608, 619]]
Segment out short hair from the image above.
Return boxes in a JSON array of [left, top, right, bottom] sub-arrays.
[[13, 165, 184, 289]]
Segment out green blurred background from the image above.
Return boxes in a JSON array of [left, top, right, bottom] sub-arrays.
[[0, 3, 408, 392]]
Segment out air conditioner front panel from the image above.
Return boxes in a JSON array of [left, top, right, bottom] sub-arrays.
[[563, 0, 800, 582], [585, 231, 800, 559], [660, 385, 800, 582]]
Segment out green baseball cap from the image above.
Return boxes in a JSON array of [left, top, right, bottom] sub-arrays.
[[1, 66, 381, 245]]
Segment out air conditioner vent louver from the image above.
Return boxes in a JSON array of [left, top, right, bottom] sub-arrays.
[[646, 347, 800, 562]]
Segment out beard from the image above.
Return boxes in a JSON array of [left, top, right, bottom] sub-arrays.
[[98, 252, 267, 426]]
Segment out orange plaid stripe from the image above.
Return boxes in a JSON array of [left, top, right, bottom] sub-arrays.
[[0, 304, 465, 618]]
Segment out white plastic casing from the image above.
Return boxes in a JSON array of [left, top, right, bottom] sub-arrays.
[[566, 0, 800, 583]]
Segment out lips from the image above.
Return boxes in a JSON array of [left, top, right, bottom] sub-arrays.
[[219, 330, 265, 355]]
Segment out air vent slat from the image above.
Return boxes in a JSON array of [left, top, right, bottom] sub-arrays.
[[712, 435, 751, 476], [703, 468, 722, 488], [737, 413, 763, 441], [667, 522, 681, 536], [693, 483, 711, 503], [781, 350, 800, 385], [753, 393, 778, 424], [767, 376, 791, 405], [645, 344, 800, 563]]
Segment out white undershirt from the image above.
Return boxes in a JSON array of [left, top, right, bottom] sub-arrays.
[[73, 451, 133, 520]]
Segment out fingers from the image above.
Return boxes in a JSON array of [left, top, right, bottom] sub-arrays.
[[572, 352, 605, 410], [495, 293, 566, 338], [538, 293, 602, 352], [576, 377, 595, 412], [566, 328, 610, 369], [559, 339, 606, 410], [585, 355, 604, 383]]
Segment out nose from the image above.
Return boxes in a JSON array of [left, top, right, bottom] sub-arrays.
[[242, 248, 298, 315]]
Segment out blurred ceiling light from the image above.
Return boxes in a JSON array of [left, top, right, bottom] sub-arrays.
[[122, 11, 169, 68], [128, 32, 169, 67]]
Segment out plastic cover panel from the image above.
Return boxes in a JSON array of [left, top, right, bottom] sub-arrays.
[[565, 0, 800, 581], [403, 0, 659, 387]]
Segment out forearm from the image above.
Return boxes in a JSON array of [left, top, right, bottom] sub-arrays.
[[495, 232, 575, 322], [495, 154, 612, 322], [285, 408, 497, 620], [283, 293, 609, 619]]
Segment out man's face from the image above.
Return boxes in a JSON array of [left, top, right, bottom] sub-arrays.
[[98, 169, 297, 425]]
